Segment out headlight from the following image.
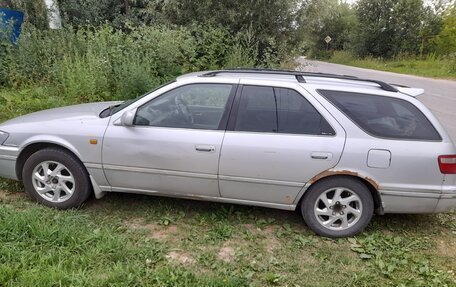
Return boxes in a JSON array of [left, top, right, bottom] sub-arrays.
[[0, 131, 9, 145]]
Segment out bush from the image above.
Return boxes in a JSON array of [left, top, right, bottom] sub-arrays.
[[447, 53, 456, 73], [308, 49, 333, 60], [224, 29, 258, 68], [1, 23, 291, 120], [2, 25, 199, 102]]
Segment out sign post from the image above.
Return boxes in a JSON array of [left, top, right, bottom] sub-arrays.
[[324, 36, 332, 50], [43, 0, 62, 29], [0, 8, 24, 43]]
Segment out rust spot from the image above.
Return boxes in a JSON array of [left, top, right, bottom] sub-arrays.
[[364, 177, 380, 191], [308, 169, 379, 190], [285, 195, 293, 204]]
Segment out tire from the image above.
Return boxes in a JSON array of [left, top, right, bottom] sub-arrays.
[[300, 177, 374, 238], [22, 148, 92, 209]]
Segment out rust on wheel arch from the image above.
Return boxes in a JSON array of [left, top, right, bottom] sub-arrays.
[[307, 169, 380, 191]]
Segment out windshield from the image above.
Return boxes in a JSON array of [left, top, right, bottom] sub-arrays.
[[100, 80, 176, 118]]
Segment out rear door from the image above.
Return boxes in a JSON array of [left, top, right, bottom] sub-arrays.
[[218, 81, 346, 206]]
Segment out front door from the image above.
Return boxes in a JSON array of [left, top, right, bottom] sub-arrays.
[[218, 83, 346, 205], [102, 83, 236, 197]]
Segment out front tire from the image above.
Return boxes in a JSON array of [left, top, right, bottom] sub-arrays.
[[22, 148, 92, 209], [301, 177, 374, 238]]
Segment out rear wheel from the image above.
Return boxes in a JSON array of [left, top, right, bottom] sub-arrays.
[[301, 177, 374, 238], [22, 148, 91, 209]]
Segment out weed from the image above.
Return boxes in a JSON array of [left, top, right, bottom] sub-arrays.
[[329, 51, 456, 79], [0, 192, 454, 286]]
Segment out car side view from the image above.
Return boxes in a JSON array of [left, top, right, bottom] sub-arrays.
[[0, 69, 455, 238]]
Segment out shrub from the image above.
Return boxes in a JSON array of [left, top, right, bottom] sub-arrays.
[[224, 29, 258, 68], [2, 25, 200, 102], [447, 53, 456, 73], [0, 22, 294, 117]]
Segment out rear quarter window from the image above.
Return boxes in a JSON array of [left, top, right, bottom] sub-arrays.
[[319, 90, 441, 141]]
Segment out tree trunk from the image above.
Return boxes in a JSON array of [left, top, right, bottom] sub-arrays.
[[124, 0, 129, 15]]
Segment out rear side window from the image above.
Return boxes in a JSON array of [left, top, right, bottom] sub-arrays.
[[320, 90, 441, 141], [235, 86, 335, 135], [235, 86, 277, 132], [275, 88, 334, 135]]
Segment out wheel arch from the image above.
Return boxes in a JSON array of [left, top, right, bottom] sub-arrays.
[[15, 141, 84, 181], [297, 173, 383, 215]]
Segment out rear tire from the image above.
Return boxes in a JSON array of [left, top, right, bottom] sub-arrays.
[[22, 148, 91, 209], [301, 177, 374, 238]]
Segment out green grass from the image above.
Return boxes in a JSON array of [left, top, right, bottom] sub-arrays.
[[0, 83, 456, 286], [0, 184, 455, 286], [328, 51, 456, 79]]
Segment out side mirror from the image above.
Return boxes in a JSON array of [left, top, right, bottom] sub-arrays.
[[116, 108, 137, 126]]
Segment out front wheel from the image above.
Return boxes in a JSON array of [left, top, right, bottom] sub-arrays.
[[301, 177, 374, 238], [22, 148, 92, 209]]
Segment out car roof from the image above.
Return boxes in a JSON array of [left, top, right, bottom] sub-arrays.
[[176, 69, 424, 98]]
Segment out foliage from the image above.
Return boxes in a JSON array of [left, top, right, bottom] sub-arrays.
[[224, 29, 258, 69], [433, 6, 456, 55], [448, 52, 456, 72], [0, 186, 454, 286], [329, 50, 456, 79], [147, 0, 300, 49], [298, 0, 357, 57], [187, 24, 233, 70], [57, 0, 131, 28], [2, 25, 182, 100], [349, 233, 453, 286], [352, 0, 425, 58], [0, 24, 265, 123], [53, 0, 301, 64]]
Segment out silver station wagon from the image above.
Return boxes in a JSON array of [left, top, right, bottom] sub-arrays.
[[0, 69, 455, 237]]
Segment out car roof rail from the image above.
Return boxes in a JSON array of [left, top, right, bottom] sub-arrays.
[[200, 68, 399, 92]]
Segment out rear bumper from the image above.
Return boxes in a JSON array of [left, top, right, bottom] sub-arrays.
[[435, 189, 456, 213], [380, 187, 456, 213]]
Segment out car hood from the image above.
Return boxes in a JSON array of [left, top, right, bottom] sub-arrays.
[[0, 101, 119, 126]]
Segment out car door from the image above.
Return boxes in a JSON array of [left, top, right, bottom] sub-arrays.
[[218, 82, 346, 206], [102, 83, 236, 197]]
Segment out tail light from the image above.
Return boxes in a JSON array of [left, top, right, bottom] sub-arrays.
[[438, 155, 456, 174]]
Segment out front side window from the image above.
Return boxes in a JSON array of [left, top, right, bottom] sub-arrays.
[[319, 90, 441, 140], [134, 84, 233, 130], [234, 86, 334, 135]]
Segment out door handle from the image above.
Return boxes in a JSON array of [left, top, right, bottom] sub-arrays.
[[311, 152, 332, 160], [195, 145, 216, 152]]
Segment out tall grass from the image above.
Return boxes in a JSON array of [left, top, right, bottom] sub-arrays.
[[2, 25, 197, 99], [328, 50, 456, 79], [0, 24, 268, 122]]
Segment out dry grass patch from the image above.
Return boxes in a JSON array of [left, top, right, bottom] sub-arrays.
[[166, 250, 196, 265], [217, 244, 236, 262], [124, 218, 179, 240], [0, 189, 25, 200]]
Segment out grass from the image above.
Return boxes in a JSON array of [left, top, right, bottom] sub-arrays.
[[0, 45, 455, 284], [327, 51, 456, 79], [0, 180, 455, 286]]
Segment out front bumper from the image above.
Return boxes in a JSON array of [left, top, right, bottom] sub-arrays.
[[0, 146, 19, 180]]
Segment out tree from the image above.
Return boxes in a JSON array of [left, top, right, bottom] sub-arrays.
[[149, 0, 301, 62], [57, 0, 124, 27], [352, 0, 426, 58], [297, 0, 357, 56], [433, 6, 456, 55]]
